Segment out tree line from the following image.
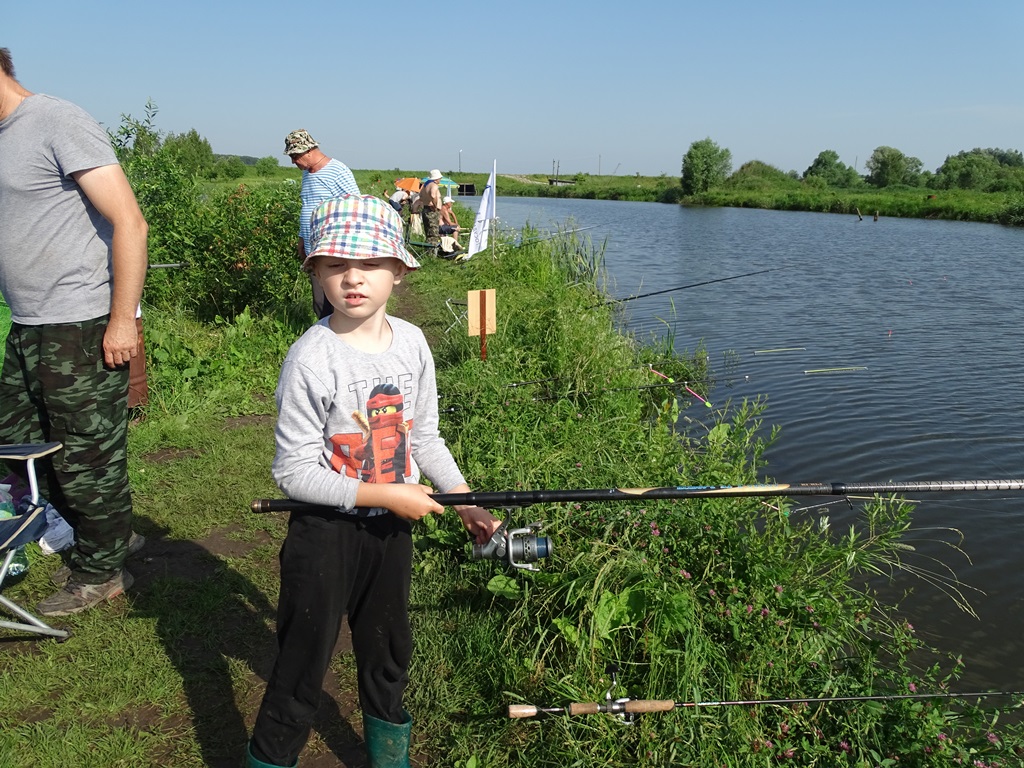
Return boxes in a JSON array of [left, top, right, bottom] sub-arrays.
[[681, 138, 1024, 195]]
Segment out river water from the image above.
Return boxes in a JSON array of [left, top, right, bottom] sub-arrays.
[[461, 194, 1024, 690]]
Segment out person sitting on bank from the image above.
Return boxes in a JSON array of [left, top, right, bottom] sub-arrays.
[[439, 196, 464, 253]]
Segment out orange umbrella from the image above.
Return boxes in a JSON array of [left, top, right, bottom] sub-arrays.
[[395, 177, 422, 192]]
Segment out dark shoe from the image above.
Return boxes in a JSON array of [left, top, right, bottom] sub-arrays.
[[364, 710, 412, 768], [51, 531, 146, 587], [37, 569, 133, 616]]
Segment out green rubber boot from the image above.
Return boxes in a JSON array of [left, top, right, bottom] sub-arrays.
[[363, 710, 412, 768], [246, 741, 297, 768]]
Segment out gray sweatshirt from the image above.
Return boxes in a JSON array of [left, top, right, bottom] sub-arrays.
[[273, 316, 465, 514]]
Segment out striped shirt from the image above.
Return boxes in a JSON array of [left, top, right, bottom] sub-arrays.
[[299, 159, 360, 253]]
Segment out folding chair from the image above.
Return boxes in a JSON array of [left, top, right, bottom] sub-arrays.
[[0, 442, 70, 641]]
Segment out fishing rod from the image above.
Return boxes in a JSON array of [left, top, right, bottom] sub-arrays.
[[514, 225, 598, 247], [252, 478, 1024, 514], [509, 690, 1024, 719], [599, 266, 788, 307]]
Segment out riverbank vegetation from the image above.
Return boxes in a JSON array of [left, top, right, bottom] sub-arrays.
[[4, 111, 1023, 767]]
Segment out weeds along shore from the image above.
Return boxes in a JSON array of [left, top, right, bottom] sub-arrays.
[[3, 196, 1022, 765]]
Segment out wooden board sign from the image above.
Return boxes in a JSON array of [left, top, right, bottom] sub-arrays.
[[467, 289, 496, 337]]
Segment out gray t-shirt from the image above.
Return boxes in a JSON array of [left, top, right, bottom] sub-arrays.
[[0, 94, 118, 324], [272, 315, 466, 513]]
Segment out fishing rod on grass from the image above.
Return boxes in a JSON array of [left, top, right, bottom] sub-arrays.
[[509, 674, 1024, 720]]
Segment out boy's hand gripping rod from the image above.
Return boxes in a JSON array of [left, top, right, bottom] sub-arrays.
[[252, 478, 1024, 514]]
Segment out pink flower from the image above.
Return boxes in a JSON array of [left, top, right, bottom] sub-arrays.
[[839, 740, 850, 752], [746, 604, 754, 614], [987, 732, 999, 744], [775, 585, 783, 594], [681, 570, 691, 579], [761, 608, 770, 616], [908, 682, 917, 693], [781, 748, 795, 758]]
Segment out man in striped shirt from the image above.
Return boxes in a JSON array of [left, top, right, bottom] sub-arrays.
[[284, 129, 360, 318]]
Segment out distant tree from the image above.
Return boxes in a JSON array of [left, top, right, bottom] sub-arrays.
[[935, 148, 1024, 190], [865, 146, 923, 187], [162, 129, 215, 178], [804, 150, 861, 187], [213, 156, 247, 180], [935, 150, 999, 190], [681, 138, 732, 195], [255, 156, 279, 177]]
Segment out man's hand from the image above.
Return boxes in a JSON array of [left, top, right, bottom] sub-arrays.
[[102, 316, 138, 368]]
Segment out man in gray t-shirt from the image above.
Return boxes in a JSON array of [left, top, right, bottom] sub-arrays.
[[0, 48, 149, 616]]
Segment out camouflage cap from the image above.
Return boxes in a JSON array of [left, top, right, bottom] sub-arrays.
[[305, 194, 421, 271], [284, 129, 318, 156]]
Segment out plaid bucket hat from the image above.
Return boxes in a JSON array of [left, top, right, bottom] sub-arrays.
[[284, 129, 318, 155], [304, 195, 421, 271]]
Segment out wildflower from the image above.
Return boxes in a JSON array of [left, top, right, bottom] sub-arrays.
[[761, 608, 770, 617], [746, 604, 754, 614], [908, 682, 917, 693], [780, 723, 790, 735], [839, 741, 850, 753], [805, 605, 814, 613], [937, 733, 948, 741], [775, 585, 783, 594], [663, 547, 669, 553], [575, 462, 582, 468], [781, 748, 795, 758], [681, 570, 692, 579], [987, 732, 999, 744], [708, 589, 716, 597]]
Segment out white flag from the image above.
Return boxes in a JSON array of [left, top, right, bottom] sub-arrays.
[[466, 160, 496, 259]]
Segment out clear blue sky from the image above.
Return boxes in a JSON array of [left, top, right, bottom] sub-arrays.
[[6, 1, 1022, 177]]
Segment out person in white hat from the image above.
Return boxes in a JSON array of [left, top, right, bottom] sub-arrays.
[[247, 193, 500, 768], [419, 169, 443, 245], [439, 195, 464, 253]]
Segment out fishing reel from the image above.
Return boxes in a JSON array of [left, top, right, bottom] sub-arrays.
[[472, 520, 552, 571]]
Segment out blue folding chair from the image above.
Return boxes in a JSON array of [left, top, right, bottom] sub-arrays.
[[0, 442, 70, 641]]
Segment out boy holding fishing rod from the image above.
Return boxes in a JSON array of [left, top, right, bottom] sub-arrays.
[[247, 194, 500, 768]]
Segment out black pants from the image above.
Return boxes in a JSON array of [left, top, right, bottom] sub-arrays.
[[250, 512, 413, 765]]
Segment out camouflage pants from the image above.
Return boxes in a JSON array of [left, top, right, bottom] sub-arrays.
[[422, 208, 441, 245], [0, 317, 133, 583]]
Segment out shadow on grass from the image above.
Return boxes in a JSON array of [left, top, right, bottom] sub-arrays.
[[130, 517, 368, 767]]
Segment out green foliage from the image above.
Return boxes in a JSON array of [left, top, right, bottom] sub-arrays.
[[865, 146, 924, 188], [254, 156, 279, 176], [804, 149, 863, 188], [681, 137, 732, 195], [161, 129, 215, 178], [935, 148, 1024, 193]]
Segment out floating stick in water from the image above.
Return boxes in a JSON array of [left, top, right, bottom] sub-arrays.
[[804, 366, 867, 375]]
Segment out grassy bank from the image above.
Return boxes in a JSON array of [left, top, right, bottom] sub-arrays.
[[2, 221, 1022, 766]]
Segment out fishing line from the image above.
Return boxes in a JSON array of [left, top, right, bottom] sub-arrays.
[[596, 266, 789, 307]]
